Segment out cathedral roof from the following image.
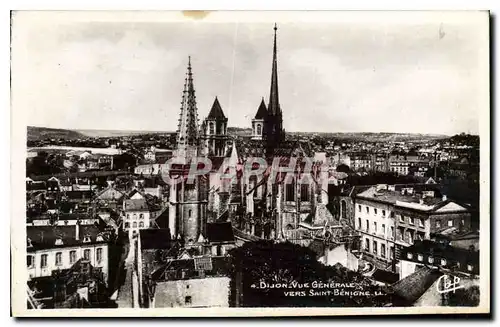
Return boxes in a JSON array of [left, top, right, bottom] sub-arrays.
[[207, 97, 227, 120], [254, 98, 268, 119]]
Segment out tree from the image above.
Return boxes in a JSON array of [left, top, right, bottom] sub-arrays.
[[227, 240, 392, 307]]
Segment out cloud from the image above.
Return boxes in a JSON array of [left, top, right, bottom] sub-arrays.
[[12, 15, 483, 135]]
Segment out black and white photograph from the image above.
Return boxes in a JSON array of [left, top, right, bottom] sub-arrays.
[[10, 10, 490, 316]]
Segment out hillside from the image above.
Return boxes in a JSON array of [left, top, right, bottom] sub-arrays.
[[27, 126, 86, 141]]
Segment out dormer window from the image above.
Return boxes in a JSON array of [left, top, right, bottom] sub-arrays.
[[96, 234, 104, 242], [27, 238, 33, 248], [441, 259, 447, 266], [417, 254, 423, 262], [83, 235, 91, 243], [428, 256, 434, 264], [55, 238, 64, 246], [407, 253, 413, 260], [467, 264, 473, 271]]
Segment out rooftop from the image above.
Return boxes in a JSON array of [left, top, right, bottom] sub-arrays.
[[392, 266, 443, 305], [205, 222, 235, 243], [123, 198, 149, 212], [27, 224, 109, 251]]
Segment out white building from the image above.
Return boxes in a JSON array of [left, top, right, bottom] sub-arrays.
[[122, 191, 152, 235], [26, 224, 110, 283]]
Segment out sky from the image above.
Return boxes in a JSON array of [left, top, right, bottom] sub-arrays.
[[11, 11, 487, 135]]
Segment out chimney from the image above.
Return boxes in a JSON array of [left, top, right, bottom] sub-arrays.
[[75, 221, 80, 241]]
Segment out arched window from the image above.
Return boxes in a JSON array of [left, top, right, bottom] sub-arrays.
[[209, 122, 215, 135], [124, 222, 129, 228], [139, 214, 144, 219], [188, 209, 192, 218], [132, 222, 137, 228], [257, 124, 262, 135], [139, 221, 144, 228]]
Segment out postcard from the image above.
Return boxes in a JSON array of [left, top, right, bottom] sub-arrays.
[[10, 10, 490, 317]]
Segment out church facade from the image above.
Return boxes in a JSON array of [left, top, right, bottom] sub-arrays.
[[164, 25, 343, 248]]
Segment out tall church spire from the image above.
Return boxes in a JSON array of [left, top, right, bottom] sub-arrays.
[[268, 23, 280, 116], [176, 56, 199, 159]]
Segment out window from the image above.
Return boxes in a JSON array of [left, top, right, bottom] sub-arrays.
[[381, 224, 385, 236], [27, 255, 34, 268], [417, 254, 423, 262], [407, 253, 413, 260], [390, 226, 394, 239], [127, 214, 130, 220], [436, 220, 441, 228], [399, 215, 404, 223], [41, 254, 47, 268], [358, 218, 362, 230], [373, 241, 378, 254], [374, 208, 378, 215], [366, 220, 369, 233], [133, 222, 137, 228], [365, 239, 370, 252], [285, 182, 295, 201], [381, 244, 386, 258], [256, 124, 262, 135], [467, 264, 473, 271], [83, 235, 91, 243], [209, 122, 215, 135], [407, 231, 414, 244], [390, 212, 395, 218], [358, 205, 362, 212], [139, 221, 144, 228], [373, 222, 377, 234], [419, 219, 425, 227], [83, 249, 91, 261], [55, 252, 62, 266], [139, 213, 144, 219], [185, 296, 192, 305], [188, 210, 192, 218], [441, 259, 447, 266], [55, 238, 63, 246], [70, 251, 76, 264], [96, 248, 102, 263], [448, 220, 453, 227], [382, 210, 386, 217], [366, 206, 369, 213], [428, 256, 434, 264], [125, 222, 130, 228], [409, 217, 414, 225], [301, 184, 309, 202]]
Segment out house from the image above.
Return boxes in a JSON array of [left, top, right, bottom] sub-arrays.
[[202, 222, 237, 257], [28, 259, 111, 309], [26, 223, 111, 284], [399, 240, 479, 280], [353, 184, 472, 271], [144, 146, 156, 162], [122, 191, 151, 235], [147, 256, 231, 308]]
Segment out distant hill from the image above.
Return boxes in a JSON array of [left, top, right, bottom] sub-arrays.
[[76, 129, 168, 138], [27, 126, 171, 140], [28, 125, 449, 143], [228, 127, 252, 137], [27, 126, 86, 141], [287, 132, 448, 143]]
